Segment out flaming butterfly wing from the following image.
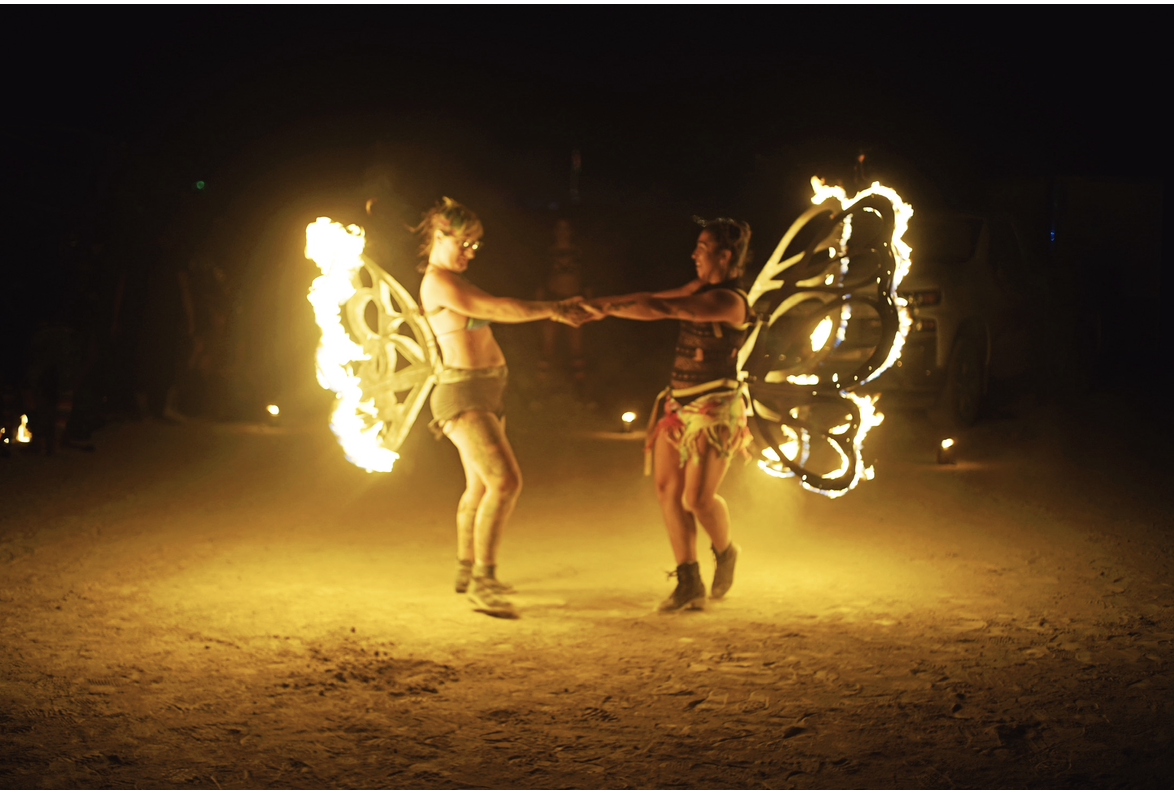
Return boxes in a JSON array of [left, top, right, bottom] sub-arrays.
[[341, 255, 441, 458], [738, 180, 913, 497], [305, 217, 441, 473]]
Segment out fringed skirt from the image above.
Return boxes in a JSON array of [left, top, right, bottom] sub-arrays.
[[644, 386, 752, 474]]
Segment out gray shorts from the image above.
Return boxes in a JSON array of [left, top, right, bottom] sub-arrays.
[[429, 366, 508, 438]]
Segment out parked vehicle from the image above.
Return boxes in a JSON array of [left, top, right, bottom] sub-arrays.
[[835, 211, 1049, 425]]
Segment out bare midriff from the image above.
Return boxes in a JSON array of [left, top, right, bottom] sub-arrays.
[[430, 311, 507, 370]]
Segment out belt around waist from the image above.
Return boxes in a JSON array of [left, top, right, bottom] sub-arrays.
[[437, 365, 509, 384]]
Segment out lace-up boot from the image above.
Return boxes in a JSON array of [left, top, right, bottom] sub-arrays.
[[658, 562, 706, 612], [710, 542, 739, 599], [467, 563, 518, 618]]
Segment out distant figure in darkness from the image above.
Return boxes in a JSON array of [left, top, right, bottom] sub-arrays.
[[21, 238, 103, 454], [586, 218, 752, 611], [416, 198, 591, 617], [536, 218, 588, 388]]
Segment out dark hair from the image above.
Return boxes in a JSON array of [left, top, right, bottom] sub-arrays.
[[693, 216, 752, 278], [410, 197, 484, 272]]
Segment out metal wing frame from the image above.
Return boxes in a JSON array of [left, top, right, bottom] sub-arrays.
[[342, 256, 441, 456], [740, 186, 912, 497]]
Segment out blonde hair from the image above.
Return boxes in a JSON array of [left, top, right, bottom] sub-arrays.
[[411, 197, 483, 272]]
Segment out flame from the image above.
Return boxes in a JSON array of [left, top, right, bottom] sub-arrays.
[[266, 404, 280, 416], [757, 425, 804, 479], [751, 178, 911, 497], [809, 176, 914, 386], [16, 414, 32, 444], [813, 392, 884, 498], [810, 315, 834, 351], [941, 438, 955, 449], [305, 218, 399, 473], [621, 411, 637, 424]]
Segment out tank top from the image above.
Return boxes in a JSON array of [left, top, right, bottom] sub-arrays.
[[670, 280, 751, 389]]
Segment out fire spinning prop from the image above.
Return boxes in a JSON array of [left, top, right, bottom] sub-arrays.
[[305, 218, 441, 472], [739, 178, 913, 497]]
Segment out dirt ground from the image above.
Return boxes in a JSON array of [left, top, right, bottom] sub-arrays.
[[2, 389, 1173, 789]]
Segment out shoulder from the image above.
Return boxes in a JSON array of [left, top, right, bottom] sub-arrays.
[[422, 267, 462, 290], [419, 267, 458, 303], [700, 286, 749, 324]]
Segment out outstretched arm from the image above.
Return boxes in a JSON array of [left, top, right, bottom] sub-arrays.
[[586, 286, 745, 324], [423, 268, 587, 325], [650, 279, 704, 299]]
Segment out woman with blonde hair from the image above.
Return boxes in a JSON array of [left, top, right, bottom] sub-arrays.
[[417, 198, 589, 617]]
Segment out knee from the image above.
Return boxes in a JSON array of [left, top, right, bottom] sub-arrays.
[[655, 476, 681, 505], [458, 488, 482, 512], [489, 468, 523, 499], [681, 487, 712, 515]]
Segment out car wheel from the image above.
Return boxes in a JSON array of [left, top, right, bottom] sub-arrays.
[[942, 334, 985, 426]]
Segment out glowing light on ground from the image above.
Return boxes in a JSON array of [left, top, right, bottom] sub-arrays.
[[16, 414, 32, 444], [266, 404, 280, 416], [305, 218, 399, 473], [938, 436, 957, 465]]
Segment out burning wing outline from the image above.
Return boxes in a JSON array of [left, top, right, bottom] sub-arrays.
[[739, 180, 913, 497], [305, 218, 441, 473]]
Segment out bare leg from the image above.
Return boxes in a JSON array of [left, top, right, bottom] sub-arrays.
[[653, 430, 698, 564], [455, 452, 486, 564], [681, 445, 733, 553], [444, 411, 523, 567]]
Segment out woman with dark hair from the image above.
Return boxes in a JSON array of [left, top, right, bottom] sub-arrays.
[[586, 218, 753, 611], [417, 198, 589, 617]]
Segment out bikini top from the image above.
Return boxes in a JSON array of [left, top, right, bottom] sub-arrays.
[[424, 305, 491, 336]]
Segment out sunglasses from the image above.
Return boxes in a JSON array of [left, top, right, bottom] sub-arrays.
[[441, 230, 482, 252]]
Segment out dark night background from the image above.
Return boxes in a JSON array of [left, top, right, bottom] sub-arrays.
[[3, 9, 1174, 790], [1, 7, 1166, 433]]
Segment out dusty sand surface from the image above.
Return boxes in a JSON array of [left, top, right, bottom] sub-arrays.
[[2, 392, 1172, 789]]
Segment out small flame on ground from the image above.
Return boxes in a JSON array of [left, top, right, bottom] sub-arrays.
[[941, 438, 955, 449], [621, 411, 637, 424], [305, 218, 399, 473], [266, 404, 280, 416], [16, 414, 32, 444]]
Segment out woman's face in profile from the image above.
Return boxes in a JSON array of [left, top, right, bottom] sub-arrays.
[[692, 230, 731, 283], [431, 227, 482, 272]]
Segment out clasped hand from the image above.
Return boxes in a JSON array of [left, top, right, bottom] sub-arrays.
[[552, 297, 607, 328]]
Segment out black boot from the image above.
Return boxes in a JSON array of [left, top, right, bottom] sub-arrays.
[[658, 562, 706, 611], [710, 543, 739, 599]]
